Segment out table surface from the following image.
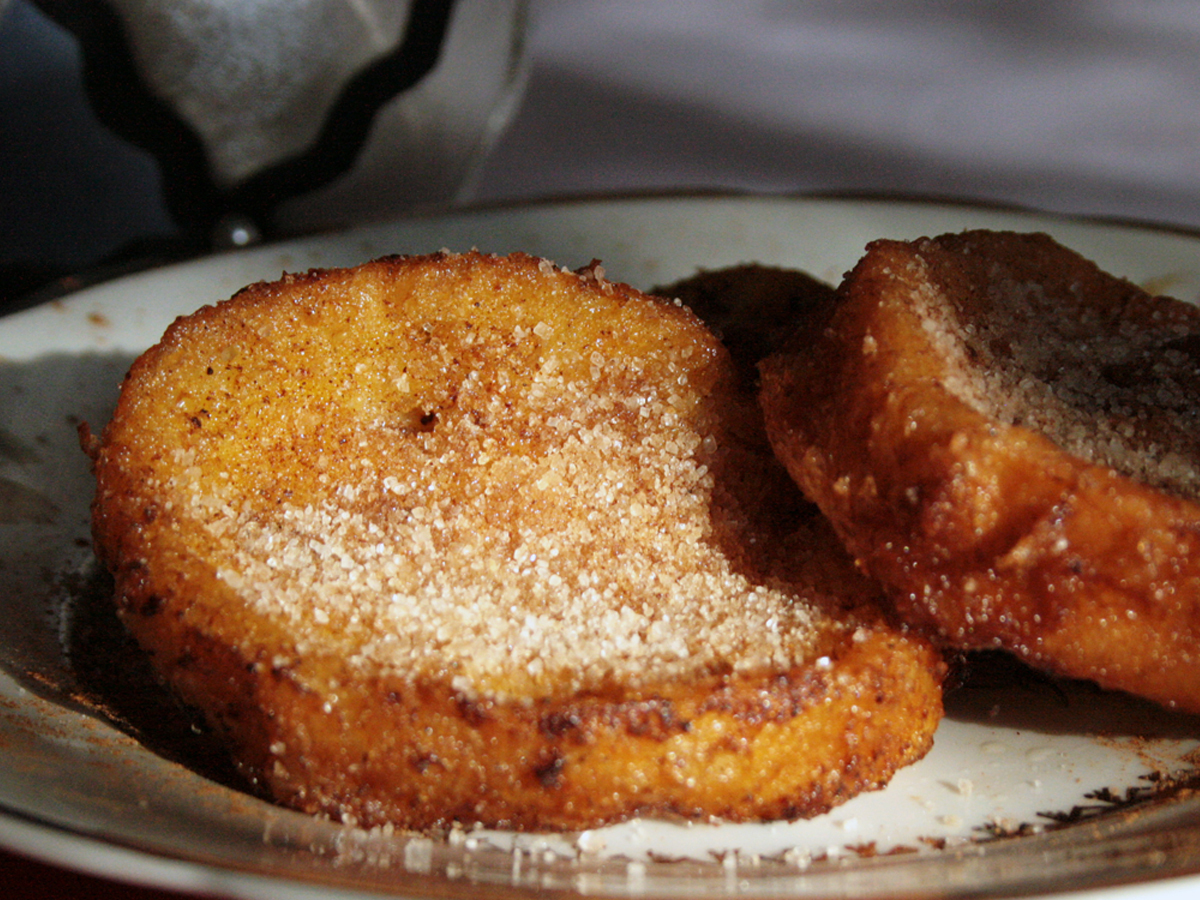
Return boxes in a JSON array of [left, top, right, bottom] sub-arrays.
[[6, 1, 1200, 896]]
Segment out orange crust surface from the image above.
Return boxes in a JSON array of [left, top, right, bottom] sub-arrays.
[[88, 251, 944, 831]]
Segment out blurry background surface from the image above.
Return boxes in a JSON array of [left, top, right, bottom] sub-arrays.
[[477, 0, 1200, 229], [5, 0, 1200, 306]]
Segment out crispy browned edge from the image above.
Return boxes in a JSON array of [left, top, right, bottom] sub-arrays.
[[86, 251, 945, 830], [759, 231, 1200, 714], [92, 590, 943, 830]]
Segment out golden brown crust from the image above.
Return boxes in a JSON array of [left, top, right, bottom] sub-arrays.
[[118, 590, 941, 830], [90, 251, 944, 830], [760, 230, 1200, 714]]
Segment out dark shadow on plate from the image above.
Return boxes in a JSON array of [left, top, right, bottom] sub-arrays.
[[57, 558, 257, 794], [945, 650, 1200, 741]]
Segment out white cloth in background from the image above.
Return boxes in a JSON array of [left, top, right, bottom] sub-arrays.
[[5, 0, 1200, 281]]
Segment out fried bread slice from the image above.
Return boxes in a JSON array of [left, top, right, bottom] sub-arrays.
[[760, 230, 1200, 713], [88, 251, 944, 830], [653, 263, 837, 377]]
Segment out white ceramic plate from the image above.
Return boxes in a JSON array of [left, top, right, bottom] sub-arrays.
[[3, 195, 1200, 900]]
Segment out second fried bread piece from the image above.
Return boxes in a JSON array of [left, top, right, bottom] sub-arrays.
[[88, 251, 944, 831], [760, 230, 1200, 713], [653, 263, 837, 377]]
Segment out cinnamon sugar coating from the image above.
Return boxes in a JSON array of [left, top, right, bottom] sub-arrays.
[[761, 230, 1200, 713], [88, 251, 943, 830]]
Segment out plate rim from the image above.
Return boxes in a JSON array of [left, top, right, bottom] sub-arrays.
[[15, 187, 1200, 316]]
